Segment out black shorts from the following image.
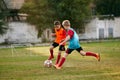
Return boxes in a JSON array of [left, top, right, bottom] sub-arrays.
[[52, 42, 65, 51], [66, 47, 83, 54]]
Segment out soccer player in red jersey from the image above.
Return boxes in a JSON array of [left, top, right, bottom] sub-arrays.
[[48, 21, 66, 65], [54, 20, 100, 69]]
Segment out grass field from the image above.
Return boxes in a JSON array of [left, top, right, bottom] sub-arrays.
[[0, 41, 120, 80]]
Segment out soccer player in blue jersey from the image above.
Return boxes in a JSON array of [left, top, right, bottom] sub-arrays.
[[54, 20, 100, 69]]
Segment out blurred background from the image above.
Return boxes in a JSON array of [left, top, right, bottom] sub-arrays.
[[0, 0, 120, 44]]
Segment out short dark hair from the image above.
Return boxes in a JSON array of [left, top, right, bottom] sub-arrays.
[[54, 21, 61, 25]]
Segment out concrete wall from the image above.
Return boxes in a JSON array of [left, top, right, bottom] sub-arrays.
[[0, 22, 41, 43], [4, 0, 24, 9], [114, 18, 120, 37], [0, 17, 120, 44], [80, 17, 120, 39], [41, 28, 53, 42]]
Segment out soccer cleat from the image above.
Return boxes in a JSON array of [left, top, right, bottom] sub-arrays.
[[53, 64, 58, 68], [53, 64, 62, 69], [55, 66, 62, 69], [96, 53, 100, 61]]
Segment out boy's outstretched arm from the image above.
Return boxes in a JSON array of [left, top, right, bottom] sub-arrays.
[[59, 35, 70, 45]]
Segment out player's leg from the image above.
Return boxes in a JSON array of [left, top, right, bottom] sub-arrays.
[[48, 46, 54, 60], [54, 48, 74, 69], [48, 42, 59, 60], [55, 45, 65, 65], [55, 50, 61, 65], [85, 51, 100, 61], [76, 47, 100, 61]]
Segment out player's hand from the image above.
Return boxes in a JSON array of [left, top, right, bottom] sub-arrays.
[[51, 33, 56, 36], [59, 43, 63, 46], [60, 39, 65, 43]]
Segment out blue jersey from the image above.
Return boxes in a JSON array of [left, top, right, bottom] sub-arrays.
[[68, 28, 80, 49]]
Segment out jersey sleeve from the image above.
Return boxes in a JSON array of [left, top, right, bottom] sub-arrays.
[[63, 29, 66, 36], [67, 30, 74, 39]]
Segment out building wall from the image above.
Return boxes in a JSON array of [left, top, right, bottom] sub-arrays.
[[80, 17, 120, 39], [114, 18, 120, 37], [0, 18, 120, 44], [4, 0, 24, 9], [41, 28, 54, 42], [84, 18, 97, 39], [0, 22, 41, 43]]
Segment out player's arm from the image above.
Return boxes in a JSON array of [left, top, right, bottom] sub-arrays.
[[59, 35, 70, 45], [51, 28, 56, 37], [51, 33, 56, 37], [59, 29, 74, 45]]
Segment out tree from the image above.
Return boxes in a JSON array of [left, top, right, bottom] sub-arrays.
[[21, 0, 92, 37], [0, 12, 8, 35], [0, 0, 8, 35], [95, 0, 120, 17], [49, 0, 92, 28], [21, 0, 55, 37]]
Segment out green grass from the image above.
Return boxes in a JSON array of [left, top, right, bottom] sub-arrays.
[[0, 41, 120, 80]]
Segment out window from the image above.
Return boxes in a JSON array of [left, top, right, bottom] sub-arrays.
[[108, 28, 113, 38], [99, 28, 104, 39]]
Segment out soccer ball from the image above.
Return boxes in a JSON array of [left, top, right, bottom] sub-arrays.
[[44, 60, 52, 68]]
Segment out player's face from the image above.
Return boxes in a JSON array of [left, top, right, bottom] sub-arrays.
[[55, 25, 61, 30], [64, 26, 69, 30]]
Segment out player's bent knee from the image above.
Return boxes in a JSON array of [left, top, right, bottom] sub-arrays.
[[80, 51, 86, 56], [63, 53, 69, 58], [50, 47, 54, 50]]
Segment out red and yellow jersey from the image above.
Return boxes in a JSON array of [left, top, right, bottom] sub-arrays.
[[54, 28, 66, 45]]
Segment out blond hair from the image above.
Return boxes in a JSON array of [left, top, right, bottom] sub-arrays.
[[62, 20, 70, 26]]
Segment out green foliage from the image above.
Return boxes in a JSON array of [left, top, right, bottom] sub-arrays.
[[0, 0, 8, 35], [49, 0, 92, 28], [95, 0, 120, 17], [0, 12, 8, 35], [21, 0, 92, 37], [21, 0, 55, 37], [0, 21, 7, 35]]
